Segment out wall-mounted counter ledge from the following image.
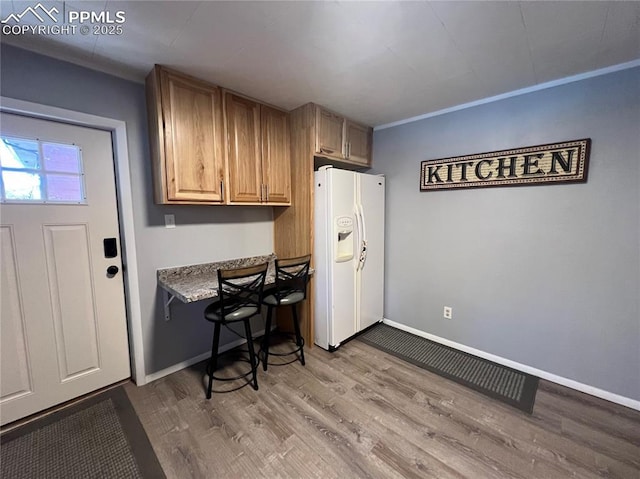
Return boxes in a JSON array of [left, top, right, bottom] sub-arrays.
[[157, 253, 277, 304]]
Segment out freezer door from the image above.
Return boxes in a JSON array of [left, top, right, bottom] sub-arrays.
[[357, 173, 385, 331], [314, 170, 331, 349], [326, 168, 358, 347]]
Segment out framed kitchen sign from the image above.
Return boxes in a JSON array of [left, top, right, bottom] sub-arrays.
[[420, 138, 591, 191]]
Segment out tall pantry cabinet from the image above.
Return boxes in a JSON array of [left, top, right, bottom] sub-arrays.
[[274, 103, 372, 345]]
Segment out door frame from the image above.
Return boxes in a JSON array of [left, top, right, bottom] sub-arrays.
[[0, 96, 146, 385]]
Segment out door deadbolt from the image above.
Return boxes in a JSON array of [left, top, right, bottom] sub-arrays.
[[107, 265, 119, 276]]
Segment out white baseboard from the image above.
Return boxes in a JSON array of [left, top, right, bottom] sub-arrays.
[[144, 327, 267, 384], [382, 319, 640, 412]]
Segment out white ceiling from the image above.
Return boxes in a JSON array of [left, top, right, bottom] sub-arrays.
[[2, 1, 639, 126]]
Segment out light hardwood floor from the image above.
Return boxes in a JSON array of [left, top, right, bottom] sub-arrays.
[[124, 338, 640, 479]]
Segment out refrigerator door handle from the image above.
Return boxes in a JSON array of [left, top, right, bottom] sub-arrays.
[[356, 204, 367, 271], [354, 205, 363, 271]]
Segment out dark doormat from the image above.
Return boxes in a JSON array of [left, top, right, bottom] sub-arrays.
[[1, 386, 165, 479], [357, 323, 539, 414]]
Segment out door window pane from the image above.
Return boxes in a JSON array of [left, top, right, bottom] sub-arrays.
[[1, 135, 86, 204], [43, 143, 81, 173], [2, 171, 42, 200], [46, 174, 83, 202], [0, 137, 40, 169]]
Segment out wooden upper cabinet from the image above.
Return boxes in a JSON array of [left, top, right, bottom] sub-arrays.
[[224, 93, 262, 203], [344, 120, 372, 166], [315, 108, 345, 159], [224, 92, 291, 205], [146, 65, 224, 203], [314, 105, 373, 167], [261, 106, 291, 205]]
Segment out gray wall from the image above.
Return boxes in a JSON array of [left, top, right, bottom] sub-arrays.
[[0, 45, 274, 376], [373, 67, 640, 400]]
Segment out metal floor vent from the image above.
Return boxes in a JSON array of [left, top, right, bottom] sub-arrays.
[[357, 323, 539, 413]]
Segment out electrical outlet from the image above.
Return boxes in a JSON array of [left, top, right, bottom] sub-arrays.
[[444, 306, 452, 320], [164, 214, 176, 229]]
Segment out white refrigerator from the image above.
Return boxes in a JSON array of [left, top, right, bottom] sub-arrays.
[[314, 166, 385, 351]]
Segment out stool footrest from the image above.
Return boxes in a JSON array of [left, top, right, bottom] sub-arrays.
[[260, 333, 305, 368], [260, 342, 304, 357], [206, 354, 260, 383]]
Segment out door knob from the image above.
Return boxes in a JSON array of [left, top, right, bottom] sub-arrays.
[[107, 265, 119, 276]]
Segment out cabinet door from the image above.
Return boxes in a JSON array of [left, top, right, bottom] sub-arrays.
[[160, 70, 224, 202], [225, 93, 262, 203], [345, 120, 372, 166], [315, 107, 344, 159], [261, 106, 291, 205]]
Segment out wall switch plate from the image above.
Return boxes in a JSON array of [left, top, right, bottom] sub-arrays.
[[164, 214, 176, 229], [444, 306, 452, 320]]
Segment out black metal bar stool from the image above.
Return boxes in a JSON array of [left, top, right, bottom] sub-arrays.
[[203, 262, 268, 399], [260, 255, 311, 371]]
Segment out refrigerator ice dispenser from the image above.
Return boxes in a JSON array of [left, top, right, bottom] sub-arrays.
[[335, 215, 354, 262]]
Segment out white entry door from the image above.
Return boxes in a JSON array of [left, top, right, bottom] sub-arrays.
[[0, 112, 131, 426]]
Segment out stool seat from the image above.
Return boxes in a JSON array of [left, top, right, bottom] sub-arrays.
[[205, 302, 259, 322], [263, 291, 304, 306]]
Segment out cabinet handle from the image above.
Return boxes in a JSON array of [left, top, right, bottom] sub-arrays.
[[220, 180, 225, 202], [347, 142, 351, 158], [320, 147, 335, 155], [265, 184, 269, 202]]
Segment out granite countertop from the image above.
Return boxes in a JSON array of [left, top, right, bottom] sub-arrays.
[[157, 254, 277, 303]]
